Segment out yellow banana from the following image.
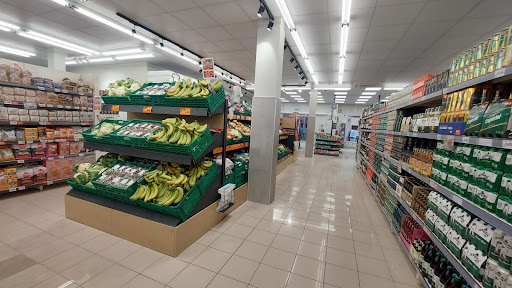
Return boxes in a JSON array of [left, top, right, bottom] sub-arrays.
[[174, 187, 184, 204]]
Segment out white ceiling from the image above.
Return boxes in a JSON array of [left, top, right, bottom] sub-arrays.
[[0, 0, 511, 105]]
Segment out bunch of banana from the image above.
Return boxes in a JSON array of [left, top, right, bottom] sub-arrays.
[[148, 117, 209, 146], [165, 77, 213, 98], [211, 79, 224, 91], [130, 183, 184, 206]]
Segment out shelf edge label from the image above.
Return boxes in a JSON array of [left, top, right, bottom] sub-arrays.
[[502, 140, 512, 149], [142, 106, 153, 113], [111, 105, 120, 112], [462, 136, 470, 143], [495, 68, 506, 78], [179, 107, 191, 115]]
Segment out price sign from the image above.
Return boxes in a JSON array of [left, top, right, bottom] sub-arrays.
[[79, 153, 84, 156], [4, 101, 11, 104], [79, 92, 84, 96], [111, 105, 120, 111], [412, 133, 418, 137], [429, 180, 438, 190], [47, 181, 53, 185], [143, 106, 153, 113], [452, 195, 462, 205], [57, 105, 63, 108], [17, 160, 24, 164], [65, 106, 71, 109], [17, 186, 25, 190], [479, 138, 493, 147], [495, 68, 506, 78], [38, 86, 45, 91], [39, 122, 47, 125], [62, 89, 68, 94], [437, 134, 443, 140], [17, 141, 25, 144], [10, 121, 18, 125], [396, 186, 402, 197], [443, 88, 448, 94], [39, 104, 46, 107], [26, 141, 33, 144], [180, 108, 191, 115], [47, 157, 54, 160], [503, 140, 512, 149], [462, 136, 470, 143], [54, 89, 61, 93], [8, 188, 16, 192], [59, 156, 64, 159]]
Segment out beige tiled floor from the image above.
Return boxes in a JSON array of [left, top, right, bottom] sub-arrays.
[[0, 149, 422, 288]]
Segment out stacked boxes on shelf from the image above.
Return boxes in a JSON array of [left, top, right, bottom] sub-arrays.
[[413, 74, 434, 100]]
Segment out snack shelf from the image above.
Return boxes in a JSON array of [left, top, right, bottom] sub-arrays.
[[0, 101, 93, 111], [278, 153, 292, 163], [85, 132, 223, 166], [0, 152, 95, 167], [0, 81, 94, 97], [102, 103, 224, 116], [359, 141, 384, 156], [213, 141, 248, 154], [361, 66, 512, 121], [0, 178, 70, 195], [0, 121, 93, 126], [359, 153, 378, 175], [0, 138, 84, 145], [360, 129, 512, 150], [362, 170, 479, 288]]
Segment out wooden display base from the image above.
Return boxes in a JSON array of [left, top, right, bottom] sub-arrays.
[[277, 156, 293, 175], [65, 184, 247, 257]]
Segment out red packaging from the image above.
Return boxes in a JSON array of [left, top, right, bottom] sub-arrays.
[[60, 158, 73, 179], [32, 166, 47, 184], [45, 159, 60, 180], [69, 141, 79, 155], [46, 143, 58, 157], [58, 142, 69, 155]]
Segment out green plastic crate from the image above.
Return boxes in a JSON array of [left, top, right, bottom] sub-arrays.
[[196, 163, 219, 196], [235, 172, 248, 188], [228, 122, 250, 143], [147, 128, 213, 160], [233, 160, 246, 174], [129, 82, 173, 106], [225, 171, 235, 184], [91, 160, 154, 200], [67, 179, 99, 195], [109, 119, 161, 149], [136, 184, 202, 221], [163, 86, 225, 113], [82, 119, 127, 144], [101, 94, 133, 105]]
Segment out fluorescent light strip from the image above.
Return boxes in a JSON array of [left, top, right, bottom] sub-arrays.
[[23, 30, 98, 55], [317, 87, 350, 90], [365, 87, 382, 91], [358, 96, 372, 99], [18, 31, 95, 56], [0, 26, 11, 32], [132, 32, 154, 45], [116, 53, 155, 60], [0, 20, 20, 30], [88, 57, 114, 63], [65, 60, 77, 65], [334, 92, 347, 95], [341, 0, 352, 24], [181, 54, 200, 66], [102, 48, 143, 56], [340, 25, 349, 57], [274, 0, 295, 29], [51, 0, 69, 6], [312, 74, 319, 85], [304, 58, 315, 75], [384, 88, 403, 90], [285, 92, 297, 95], [290, 29, 307, 59], [0, 45, 35, 57], [381, 99, 389, 102], [361, 92, 376, 95], [75, 7, 132, 35]]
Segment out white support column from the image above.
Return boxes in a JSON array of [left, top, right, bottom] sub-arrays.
[[47, 47, 66, 71], [305, 89, 317, 157], [248, 17, 286, 205]]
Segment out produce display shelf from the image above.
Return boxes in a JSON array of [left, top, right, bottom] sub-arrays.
[[85, 133, 223, 166], [314, 152, 339, 157], [0, 138, 84, 145], [0, 81, 94, 97], [0, 101, 93, 111], [360, 129, 512, 150], [213, 141, 249, 154], [228, 114, 251, 121], [0, 121, 93, 126], [102, 103, 225, 116], [401, 163, 512, 235], [0, 152, 95, 167], [0, 178, 70, 195], [364, 170, 477, 288]]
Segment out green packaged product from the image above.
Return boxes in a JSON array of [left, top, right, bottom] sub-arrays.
[[434, 217, 451, 244], [449, 159, 460, 175], [449, 206, 473, 236], [472, 165, 487, 188], [497, 48, 506, 70], [482, 189, 498, 212], [493, 267, 509, 288], [498, 235, 512, 269], [483, 258, 499, 288], [459, 162, 472, 180], [461, 242, 488, 280], [467, 183, 479, 202], [500, 174, 512, 196], [496, 196, 512, 220], [447, 228, 467, 259], [427, 191, 442, 214], [431, 168, 448, 185], [467, 218, 495, 252], [505, 151, 512, 173], [489, 230, 505, 261], [490, 148, 507, 170], [438, 197, 454, 222], [447, 174, 458, 193], [455, 144, 473, 162], [438, 155, 450, 171], [455, 177, 469, 197], [425, 209, 438, 231], [479, 91, 512, 138], [472, 146, 483, 164], [465, 102, 489, 136], [482, 168, 503, 192]]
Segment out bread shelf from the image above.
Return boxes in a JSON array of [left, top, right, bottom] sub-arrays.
[[0, 81, 94, 97], [0, 152, 95, 167], [0, 178, 70, 195]]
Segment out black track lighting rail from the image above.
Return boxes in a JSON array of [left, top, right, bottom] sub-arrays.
[[116, 12, 245, 83], [259, 0, 274, 20]]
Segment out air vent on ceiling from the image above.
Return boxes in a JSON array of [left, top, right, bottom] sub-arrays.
[[353, 82, 382, 88]]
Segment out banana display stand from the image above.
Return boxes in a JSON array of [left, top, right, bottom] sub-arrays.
[[65, 92, 248, 256]]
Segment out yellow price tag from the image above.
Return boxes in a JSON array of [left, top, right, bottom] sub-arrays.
[[112, 105, 120, 111], [180, 108, 191, 115], [143, 106, 153, 113]]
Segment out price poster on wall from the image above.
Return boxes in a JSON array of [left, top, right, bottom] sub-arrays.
[[201, 58, 215, 79]]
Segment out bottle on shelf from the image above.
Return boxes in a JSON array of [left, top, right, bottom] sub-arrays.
[[429, 252, 442, 284], [444, 274, 462, 288], [434, 258, 447, 288], [439, 266, 454, 288], [422, 245, 435, 277]]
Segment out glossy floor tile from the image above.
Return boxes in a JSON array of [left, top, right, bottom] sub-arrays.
[[0, 150, 421, 288]]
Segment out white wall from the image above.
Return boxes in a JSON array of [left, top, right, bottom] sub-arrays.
[[281, 102, 366, 132]]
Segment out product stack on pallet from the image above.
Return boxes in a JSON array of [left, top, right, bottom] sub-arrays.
[[0, 62, 95, 194], [314, 133, 342, 156], [357, 25, 512, 288], [66, 77, 249, 256]]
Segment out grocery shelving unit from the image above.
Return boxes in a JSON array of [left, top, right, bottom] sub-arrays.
[[356, 64, 512, 288], [314, 136, 342, 156]]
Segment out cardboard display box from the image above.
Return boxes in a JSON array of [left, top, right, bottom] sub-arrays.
[[281, 117, 296, 129], [66, 183, 248, 257]]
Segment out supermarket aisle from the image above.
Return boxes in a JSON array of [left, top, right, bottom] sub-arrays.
[[0, 154, 421, 288]]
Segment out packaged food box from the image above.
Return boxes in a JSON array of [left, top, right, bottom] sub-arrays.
[[45, 159, 60, 181], [0, 107, 8, 120], [18, 109, 28, 116], [24, 96, 35, 103], [1, 87, 14, 95], [58, 142, 69, 155], [467, 218, 495, 251], [39, 117, 48, 123], [8, 115, 19, 121], [14, 95, 25, 102], [0, 170, 7, 190], [7, 177, 16, 188], [64, 111, 72, 118], [16, 167, 33, 186], [73, 95, 80, 107], [1, 94, 14, 102], [57, 117, 65, 122], [72, 117, 80, 123], [49, 117, 58, 122], [46, 143, 58, 157], [0, 146, 15, 162], [19, 115, 29, 122], [3, 167, 16, 178], [30, 143, 45, 158], [69, 141, 79, 154], [72, 111, 80, 117], [80, 96, 88, 107], [65, 116, 72, 122], [24, 128, 37, 135], [56, 111, 65, 118], [32, 166, 47, 183], [489, 230, 505, 261], [14, 129, 24, 140], [7, 107, 18, 115], [25, 90, 35, 97], [35, 91, 47, 104], [60, 157, 73, 179], [12, 144, 31, 159], [46, 92, 58, 105], [461, 242, 487, 280], [14, 88, 24, 96]]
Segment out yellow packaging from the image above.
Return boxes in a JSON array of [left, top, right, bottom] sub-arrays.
[[484, 38, 492, 56], [4, 167, 16, 178], [477, 42, 484, 60], [463, 88, 475, 111], [492, 33, 500, 53], [7, 177, 17, 188], [471, 46, 477, 63], [500, 28, 509, 49], [503, 25, 512, 67], [469, 63, 475, 80], [481, 57, 489, 75], [463, 67, 469, 82], [465, 50, 471, 66], [488, 53, 497, 73], [474, 61, 482, 78]]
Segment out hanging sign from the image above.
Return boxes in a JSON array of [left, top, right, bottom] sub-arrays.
[[201, 58, 215, 79]]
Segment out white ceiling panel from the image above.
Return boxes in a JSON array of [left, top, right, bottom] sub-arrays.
[[365, 25, 408, 42], [416, 0, 479, 23], [307, 44, 332, 54], [446, 16, 510, 37], [1, 0, 55, 15], [287, 0, 328, 16], [349, 7, 373, 28], [350, 0, 378, 10], [294, 13, 331, 32], [112, 0, 163, 18], [150, 0, 198, 13], [197, 27, 234, 42], [169, 29, 209, 44], [377, 0, 427, 6], [224, 22, 257, 40], [193, 0, 233, 6], [203, 2, 251, 25], [345, 42, 364, 54], [300, 29, 331, 46], [371, 3, 424, 26], [213, 39, 247, 51], [467, 0, 512, 18], [346, 27, 369, 43], [172, 8, 217, 29], [135, 14, 190, 33], [79, 25, 128, 41], [39, 8, 99, 31], [235, 0, 264, 21]]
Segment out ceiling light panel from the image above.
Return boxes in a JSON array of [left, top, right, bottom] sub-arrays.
[[384, 88, 403, 90], [275, 0, 295, 29], [365, 87, 382, 91], [116, 53, 154, 60], [334, 92, 347, 95], [0, 45, 35, 57], [102, 48, 143, 55], [359, 96, 372, 99], [18, 31, 96, 55], [361, 92, 376, 95]]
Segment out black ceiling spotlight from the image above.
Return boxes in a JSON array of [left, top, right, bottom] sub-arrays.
[[257, 4, 265, 17], [301, 76, 306, 80], [284, 43, 288, 50], [298, 70, 304, 75], [290, 58, 295, 63], [267, 21, 274, 31], [294, 64, 299, 70], [305, 81, 308, 85], [229, 85, 232, 89]]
